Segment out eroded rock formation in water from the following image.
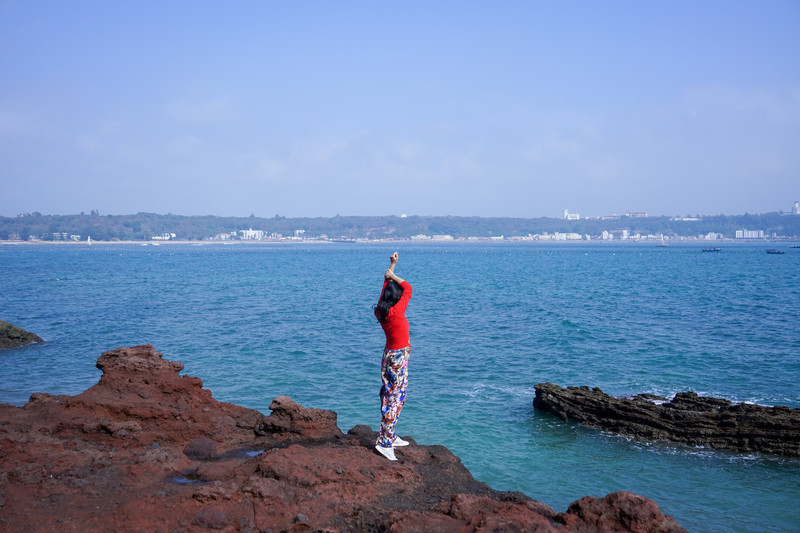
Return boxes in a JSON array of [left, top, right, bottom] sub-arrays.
[[0, 320, 43, 350], [0, 345, 686, 532], [534, 382, 800, 457]]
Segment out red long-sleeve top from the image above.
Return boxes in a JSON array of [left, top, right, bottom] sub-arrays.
[[377, 279, 413, 350]]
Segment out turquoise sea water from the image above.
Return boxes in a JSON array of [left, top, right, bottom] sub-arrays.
[[1, 242, 799, 532]]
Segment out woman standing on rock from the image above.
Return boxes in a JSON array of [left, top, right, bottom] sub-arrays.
[[373, 252, 413, 461]]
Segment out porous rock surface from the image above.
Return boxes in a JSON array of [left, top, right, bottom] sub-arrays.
[[0, 320, 43, 350], [534, 382, 800, 456], [0, 345, 686, 532]]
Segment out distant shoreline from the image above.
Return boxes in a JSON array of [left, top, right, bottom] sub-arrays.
[[0, 239, 328, 245], [2, 238, 797, 246], [3, 211, 800, 242]]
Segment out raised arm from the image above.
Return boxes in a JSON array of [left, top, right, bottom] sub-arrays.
[[385, 269, 405, 285], [385, 252, 405, 284]]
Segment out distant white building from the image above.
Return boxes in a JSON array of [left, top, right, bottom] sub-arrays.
[[152, 232, 176, 241], [288, 229, 306, 240], [793, 201, 799, 215], [622, 229, 630, 240], [563, 208, 580, 220], [239, 228, 264, 240], [432, 234, 454, 241], [601, 230, 613, 240], [735, 229, 764, 239]]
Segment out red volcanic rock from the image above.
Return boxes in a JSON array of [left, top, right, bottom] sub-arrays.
[[556, 491, 686, 533], [0, 345, 687, 532], [259, 395, 341, 440]]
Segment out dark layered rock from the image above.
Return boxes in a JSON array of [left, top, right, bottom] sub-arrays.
[[534, 382, 800, 456], [0, 320, 43, 349], [0, 346, 686, 532]]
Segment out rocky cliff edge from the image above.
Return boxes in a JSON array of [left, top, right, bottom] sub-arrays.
[[0, 345, 686, 532]]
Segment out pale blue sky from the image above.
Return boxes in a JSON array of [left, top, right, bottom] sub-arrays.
[[1, 1, 798, 218]]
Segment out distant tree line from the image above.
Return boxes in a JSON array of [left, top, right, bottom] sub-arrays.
[[1, 211, 799, 241]]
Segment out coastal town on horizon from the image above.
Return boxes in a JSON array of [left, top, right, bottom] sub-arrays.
[[2, 201, 800, 244]]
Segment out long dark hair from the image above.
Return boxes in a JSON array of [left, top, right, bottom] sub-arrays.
[[374, 280, 403, 322]]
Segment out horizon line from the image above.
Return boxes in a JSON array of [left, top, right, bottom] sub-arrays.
[[3, 208, 798, 220]]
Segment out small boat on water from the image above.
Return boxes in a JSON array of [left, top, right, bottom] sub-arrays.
[[702, 247, 721, 252], [766, 249, 785, 254], [791, 245, 800, 249]]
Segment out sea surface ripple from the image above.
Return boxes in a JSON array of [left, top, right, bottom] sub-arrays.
[[1, 242, 799, 532]]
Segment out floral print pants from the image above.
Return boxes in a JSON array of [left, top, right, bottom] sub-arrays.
[[377, 346, 410, 447]]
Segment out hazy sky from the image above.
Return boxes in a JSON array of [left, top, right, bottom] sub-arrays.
[[1, 1, 798, 218]]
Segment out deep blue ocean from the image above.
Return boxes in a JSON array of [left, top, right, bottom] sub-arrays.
[[2, 242, 799, 532]]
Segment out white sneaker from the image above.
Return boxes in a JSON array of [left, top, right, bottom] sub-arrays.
[[393, 437, 410, 447], [374, 445, 397, 461]]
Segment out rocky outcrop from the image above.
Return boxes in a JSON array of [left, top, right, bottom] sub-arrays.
[[534, 382, 800, 456], [0, 320, 43, 349], [0, 346, 686, 532]]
